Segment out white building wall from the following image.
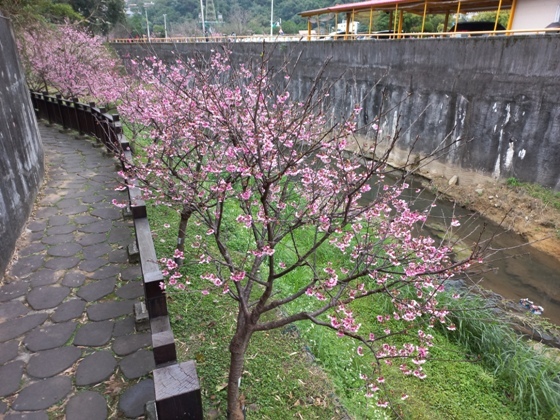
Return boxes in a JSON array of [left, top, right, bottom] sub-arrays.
[[511, 0, 560, 29]]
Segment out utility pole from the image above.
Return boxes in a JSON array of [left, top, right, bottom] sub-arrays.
[[145, 7, 151, 42], [270, 0, 274, 37], [163, 14, 168, 39], [200, 0, 205, 34]]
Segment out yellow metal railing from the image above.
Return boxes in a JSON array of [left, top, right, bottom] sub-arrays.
[[111, 28, 560, 44]]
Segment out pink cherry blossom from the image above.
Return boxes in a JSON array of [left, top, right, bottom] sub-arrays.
[[115, 48, 483, 415]]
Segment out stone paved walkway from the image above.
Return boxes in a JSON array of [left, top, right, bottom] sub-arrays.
[[0, 123, 155, 419]]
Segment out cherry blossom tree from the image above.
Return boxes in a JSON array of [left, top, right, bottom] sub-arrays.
[[120, 48, 482, 418], [18, 23, 124, 103]]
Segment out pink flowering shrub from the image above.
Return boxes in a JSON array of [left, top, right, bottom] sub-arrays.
[[120, 49, 480, 417], [18, 23, 124, 103]]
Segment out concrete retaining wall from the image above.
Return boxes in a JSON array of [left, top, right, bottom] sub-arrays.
[[0, 16, 44, 278], [111, 36, 560, 190]]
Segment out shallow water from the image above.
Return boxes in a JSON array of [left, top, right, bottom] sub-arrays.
[[366, 175, 560, 326]]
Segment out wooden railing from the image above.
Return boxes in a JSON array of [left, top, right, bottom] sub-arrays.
[[31, 92, 123, 155], [30, 92, 204, 420]]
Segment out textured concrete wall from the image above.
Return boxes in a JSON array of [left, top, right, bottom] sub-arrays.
[[0, 16, 44, 278], [112, 36, 560, 190]]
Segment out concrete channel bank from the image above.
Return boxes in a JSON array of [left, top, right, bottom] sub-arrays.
[[112, 35, 560, 191]]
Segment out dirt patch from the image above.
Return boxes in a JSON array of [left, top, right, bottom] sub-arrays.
[[425, 175, 560, 259]]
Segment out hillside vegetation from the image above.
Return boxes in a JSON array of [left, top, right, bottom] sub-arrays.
[[124, 0, 509, 38]]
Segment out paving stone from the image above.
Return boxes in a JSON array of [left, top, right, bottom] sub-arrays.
[[35, 207, 58, 218], [108, 249, 128, 264], [11, 376, 72, 411], [82, 243, 112, 260], [24, 321, 77, 351], [27, 286, 70, 310], [86, 183, 110, 194], [104, 191, 123, 201], [91, 207, 122, 220], [48, 215, 70, 227], [66, 391, 107, 420], [29, 268, 58, 287], [74, 215, 99, 225], [56, 198, 81, 209], [29, 231, 44, 241], [120, 266, 141, 281], [64, 188, 91, 199], [38, 195, 60, 206], [107, 227, 132, 243], [44, 257, 80, 270], [81, 194, 105, 204], [118, 379, 155, 419], [4, 412, 48, 420], [0, 313, 48, 342], [0, 340, 18, 364], [42, 233, 74, 245], [73, 320, 114, 346], [120, 349, 155, 379], [0, 360, 24, 396], [0, 281, 29, 302], [61, 271, 86, 287], [78, 258, 108, 272], [115, 282, 144, 300], [92, 173, 117, 183], [51, 299, 86, 322], [10, 255, 45, 278], [75, 351, 117, 386], [27, 347, 82, 378], [113, 316, 135, 337], [18, 243, 47, 257], [47, 243, 82, 257], [27, 221, 46, 232], [46, 224, 77, 235], [30, 232, 44, 241], [79, 220, 113, 234], [0, 400, 6, 414], [0, 301, 29, 321], [112, 333, 151, 356], [76, 233, 106, 246], [89, 265, 121, 280], [87, 301, 134, 321], [59, 205, 89, 215], [77, 278, 116, 302]]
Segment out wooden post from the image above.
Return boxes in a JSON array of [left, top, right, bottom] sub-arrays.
[[153, 361, 203, 419], [73, 98, 84, 135], [151, 316, 177, 366], [56, 94, 67, 128], [85, 102, 95, 136]]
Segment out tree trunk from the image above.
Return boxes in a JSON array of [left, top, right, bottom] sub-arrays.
[[227, 316, 253, 419], [174, 203, 194, 266]]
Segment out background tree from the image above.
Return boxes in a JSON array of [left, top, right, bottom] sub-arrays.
[[63, 0, 125, 34], [0, 0, 82, 28], [470, 10, 510, 28], [120, 0, 359, 37], [223, 2, 252, 35], [119, 48, 481, 418]]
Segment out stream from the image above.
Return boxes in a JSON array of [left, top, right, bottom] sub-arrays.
[[368, 176, 560, 326]]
